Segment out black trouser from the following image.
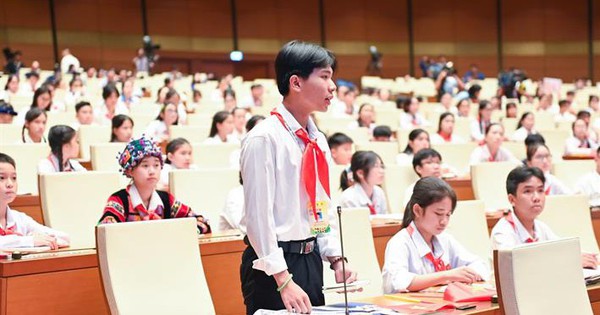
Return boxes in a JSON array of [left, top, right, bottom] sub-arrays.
[[240, 241, 324, 315]]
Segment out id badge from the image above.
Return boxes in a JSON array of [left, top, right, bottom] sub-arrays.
[[309, 200, 331, 235]]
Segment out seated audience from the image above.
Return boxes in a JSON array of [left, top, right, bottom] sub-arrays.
[[511, 112, 537, 142], [0, 100, 17, 124], [372, 125, 392, 142], [204, 110, 239, 144], [565, 119, 599, 156], [339, 151, 387, 214], [38, 125, 86, 173], [328, 132, 354, 165], [159, 138, 195, 189], [21, 108, 47, 143], [575, 147, 600, 210], [525, 143, 571, 195], [469, 123, 521, 165], [111, 114, 134, 143], [72, 101, 94, 130], [431, 113, 466, 144], [397, 129, 430, 165], [145, 103, 179, 144]]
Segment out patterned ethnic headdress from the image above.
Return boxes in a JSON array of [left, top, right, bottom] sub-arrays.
[[117, 135, 163, 177]]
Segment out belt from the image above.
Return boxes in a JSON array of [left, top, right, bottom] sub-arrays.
[[278, 237, 317, 255], [243, 236, 317, 255]]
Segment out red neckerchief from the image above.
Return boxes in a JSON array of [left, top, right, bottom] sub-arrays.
[[271, 109, 330, 221], [544, 185, 551, 195], [438, 131, 452, 142], [505, 212, 537, 243], [0, 224, 22, 236], [407, 224, 451, 272]]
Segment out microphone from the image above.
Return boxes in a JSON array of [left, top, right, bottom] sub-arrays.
[[336, 206, 349, 315]]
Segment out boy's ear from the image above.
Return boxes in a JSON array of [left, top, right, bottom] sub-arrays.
[[289, 75, 302, 92], [415, 165, 423, 176], [507, 193, 516, 208]]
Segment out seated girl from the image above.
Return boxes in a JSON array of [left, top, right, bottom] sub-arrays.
[[21, 107, 47, 143], [204, 110, 239, 144], [159, 138, 196, 189], [145, 103, 178, 144], [382, 177, 490, 293], [110, 114, 134, 143], [339, 151, 387, 215], [348, 103, 376, 131], [525, 143, 571, 195], [396, 129, 430, 165], [469, 123, 521, 166], [511, 112, 537, 142], [430, 112, 466, 144], [490, 166, 597, 268], [0, 153, 69, 249], [98, 136, 211, 234], [38, 125, 86, 173]]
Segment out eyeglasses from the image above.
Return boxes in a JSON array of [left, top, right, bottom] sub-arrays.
[[533, 154, 552, 161]]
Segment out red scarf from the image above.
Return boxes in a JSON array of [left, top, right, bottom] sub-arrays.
[[407, 224, 450, 272], [505, 212, 537, 243], [438, 131, 452, 142], [271, 109, 330, 220], [0, 225, 22, 236]]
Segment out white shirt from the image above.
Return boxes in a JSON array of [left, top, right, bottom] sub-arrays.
[[339, 184, 387, 214], [382, 222, 490, 293], [430, 132, 466, 145], [219, 185, 245, 231], [545, 173, 571, 195], [38, 155, 86, 173], [93, 103, 129, 126], [60, 54, 80, 74], [490, 212, 558, 250], [511, 127, 537, 142], [469, 119, 489, 142], [0, 206, 70, 248], [399, 112, 430, 130], [403, 182, 416, 211], [469, 145, 522, 166], [575, 171, 600, 207], [21, 132, 47, 144], [555, 111, 577, 123], [240, 104, 341, 276], [203, 134, 241, 145], [564, 136, 599, 156], [396, 152, 414, 166]]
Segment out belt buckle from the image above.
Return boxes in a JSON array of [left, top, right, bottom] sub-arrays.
[[301, 241, 314, 254]]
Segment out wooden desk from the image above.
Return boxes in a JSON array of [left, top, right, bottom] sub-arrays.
[[446, 176, 475, 201]]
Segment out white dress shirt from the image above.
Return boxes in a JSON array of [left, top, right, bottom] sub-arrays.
[[396, 153, 414, 166], [144, 120, 169, 143], [37, 155, 86, 173], [0, 206, 70, 248], [430, 132, 466, 145], [93, 103, 129, 126], [545, 173, 571, 195], [490, 212, 558, 250], [339, 184, 387, 214], [203, 134, 241, 145], [576, 171, 600, 207], [511, 127, 537, 142], [399, 112, 430, 130], [240, 104, 341, 276], [469, 145, 522, 166], [564, 136, 599, 156], [382, 222, 490, 293], [219, 185, 245, 231], [469, 119, 489, 142]]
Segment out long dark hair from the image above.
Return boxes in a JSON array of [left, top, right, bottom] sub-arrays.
[[111, 114, 134, 142], [403, 129, 429, 154], [340, 150, 382, 190], [437, 112, 454, 133], [4, 74, 18, 91], [402, 177, 457, 229], [22, 107, 47, 142], [165, 138, 190, 164], [31, 85, 52, 110], [48, 125, 77, 171], [516, 111, 533, 130], [209, 111, 232, 138], [526, 142, 550, 162], [357, 103, 374, 127]]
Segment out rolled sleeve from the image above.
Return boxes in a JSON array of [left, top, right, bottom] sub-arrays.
[[382, 234, 416, 293], [241, 135, 287, 275]]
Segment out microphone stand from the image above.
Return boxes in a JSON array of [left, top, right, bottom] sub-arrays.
[[337, 206, 349, 315]]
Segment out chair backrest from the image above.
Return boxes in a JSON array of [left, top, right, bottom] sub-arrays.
[[129, 114, 156, 138], [186, 113, 213, 127], [501, 118, 518, 139], [494, 238, 592, 315], [382, 164, 419, 214], [355, 142, 399, 166], [552, 160, 595, 191], [40, 171, 121, 249], [539, 195, 600, 254], [454, 117, 472, 140], [431, 142, 478, 176], [541, 129, 570, 162], [78, 125, 111, 160], [0, 124, 22, 144], [502, 141, 526, 161], [90, 143, 125, 171], [471, 162, 514, 211], [446, 200, 492, 270], [169, 169, 238, 232], [330, 164, 349, 207], [1, 143, 49, 194], [96, 218, 215, 315], [169, 125, 211, 143], [323, 207, 383, 304], [191, 143, 239, 169]]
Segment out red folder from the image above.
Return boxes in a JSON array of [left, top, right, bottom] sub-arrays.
[[443, 282, 496, 302]]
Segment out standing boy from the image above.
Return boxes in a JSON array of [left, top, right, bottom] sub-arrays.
[[240, 41, 357, 314]]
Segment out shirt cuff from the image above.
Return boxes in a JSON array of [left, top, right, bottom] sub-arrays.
[[252, 247, 288, 276], [385, 272, 416, 293]]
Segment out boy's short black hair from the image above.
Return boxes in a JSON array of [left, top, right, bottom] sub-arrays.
[[577, 110, 591, 120], [524, 133, 545, 146], [412, 148, 442, 173], [0, 153, 16, 168], [558, 99, 570, 107], [327, 132, 353, 149], [75, 101, 91, 113], [275, 40, 336, 96], [373, 125, 392, 138], [102, 84, 120, 100], [506, 166, 545, 196]]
